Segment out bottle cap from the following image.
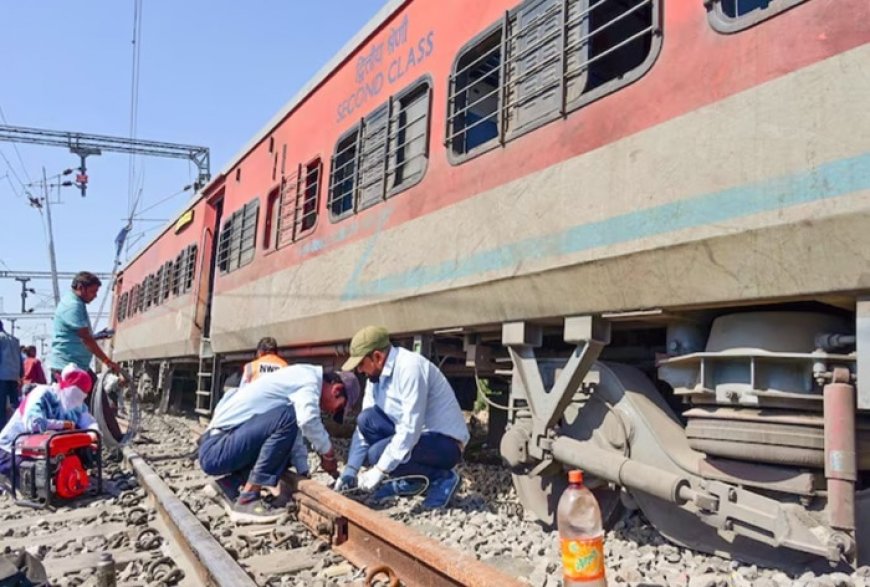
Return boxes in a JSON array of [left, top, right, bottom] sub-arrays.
[[568, 469, 583, 484]]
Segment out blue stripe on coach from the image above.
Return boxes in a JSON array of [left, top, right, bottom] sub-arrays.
[[342, 151, 870, 300]]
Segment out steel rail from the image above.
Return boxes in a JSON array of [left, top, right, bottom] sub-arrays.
[[288, 474, 527, 587], [123, 447, 257, 587]]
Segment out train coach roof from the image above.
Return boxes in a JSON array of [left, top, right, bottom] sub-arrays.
[[121, 0, 406, 273]]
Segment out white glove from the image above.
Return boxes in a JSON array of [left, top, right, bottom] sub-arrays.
[[358, 467, 386, 491]]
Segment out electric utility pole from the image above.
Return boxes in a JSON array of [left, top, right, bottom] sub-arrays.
[[43, 168, 60, 304]]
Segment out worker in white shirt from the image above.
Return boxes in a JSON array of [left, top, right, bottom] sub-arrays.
[[199, 365, 357, 523], [334, 326, 470, 509]]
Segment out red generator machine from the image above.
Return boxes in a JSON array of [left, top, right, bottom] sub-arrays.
[[10, 430, 103, 509]]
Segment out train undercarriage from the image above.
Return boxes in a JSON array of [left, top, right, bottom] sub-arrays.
[[120, 298, 867, 570]]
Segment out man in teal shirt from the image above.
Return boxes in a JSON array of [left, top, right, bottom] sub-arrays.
[[49, 271, 122, 384]]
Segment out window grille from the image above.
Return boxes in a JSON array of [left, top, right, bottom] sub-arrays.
[[180, 244, 197, 293], [143, 275, 153, 310], [328, 79, 431, 220], [127, 286, 137, 317], [161, 261, 173, 300], [117, 292, 128, 323], [328, 130, 359, 220], [218, 199, 259, 274], [154, 267, 164, 306], [388, 82, 430, 193], [447, 0, 660, 159], [706, 0, 807, 32], [276, 159, 322, 248], [173, 252, 183, 295], [136, 282, 145, 313]]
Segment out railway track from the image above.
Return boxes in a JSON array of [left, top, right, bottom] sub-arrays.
[[1, 413, 526, 586], [6, 411, 870, 587]]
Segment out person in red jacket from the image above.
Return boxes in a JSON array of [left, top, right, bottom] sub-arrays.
[[22, 346, 47, 387]]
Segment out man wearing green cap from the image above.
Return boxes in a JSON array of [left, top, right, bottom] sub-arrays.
[[334, 326, 470, 509]]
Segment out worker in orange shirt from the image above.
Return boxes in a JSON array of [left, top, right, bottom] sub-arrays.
[[240, 337, 287, 388]]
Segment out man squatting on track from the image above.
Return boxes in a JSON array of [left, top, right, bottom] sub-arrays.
[[334, 326, 471, 509], [0, 364, 99, 481], [198, 364, 360, 523]]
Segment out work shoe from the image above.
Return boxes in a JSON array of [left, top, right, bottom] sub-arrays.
[[202, 473, 244, 503], [371, 477, 427, 504], [227, 497, 284, 524], [422, 470, 460, 510]]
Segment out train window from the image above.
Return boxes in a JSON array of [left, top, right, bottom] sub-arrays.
[[447, 0, 661, 161], [264, 186, 281, 250], [448, 28, 502, 157], [707, 0, 808, 32], [218, 199, 259, 274], [179, 244, 197, 293], [388, 80, 430, 196], [357, 105, 390, 211], [143, 275, 153, 311], [328, 128, 359, 220], [117, 292, 128, 323], [172, 252, 183, 295], [274, 158, 321, 248], [154, 266, 164, 306], [161, 261, 173, 300], [298, 158, 321, 236], [127, 286, 136, 317]]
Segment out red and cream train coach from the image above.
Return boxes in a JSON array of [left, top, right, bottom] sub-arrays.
[[112, 0, 870, 568]]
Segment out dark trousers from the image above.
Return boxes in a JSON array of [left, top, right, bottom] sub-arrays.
[[358, 406, 461, 481], [198, 404, 299, 488], [0, 380, 20, 430]]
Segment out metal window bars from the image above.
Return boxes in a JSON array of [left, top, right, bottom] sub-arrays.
[[328, 80, 431, 220], [154, 267, 165, 306], [162, 260, 174, 300], [276, 159, 322, 248], [217, 200, 258, 274], [328, 130, 360, 220], [172, 252, 183, 295], [117, 292, 128, 323], [182, 244, 197, 292], [446, 0, 657, 155]]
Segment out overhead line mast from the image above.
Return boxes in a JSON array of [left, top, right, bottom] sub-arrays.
[[0, 124, 210, 196]]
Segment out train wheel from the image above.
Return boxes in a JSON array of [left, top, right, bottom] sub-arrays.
[[512, 469, 622, 529]]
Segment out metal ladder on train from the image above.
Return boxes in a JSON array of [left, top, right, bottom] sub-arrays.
[[194, 337, 216, 416]]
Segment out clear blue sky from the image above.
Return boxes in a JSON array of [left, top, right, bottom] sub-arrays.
[[0, 0, 387, 349]]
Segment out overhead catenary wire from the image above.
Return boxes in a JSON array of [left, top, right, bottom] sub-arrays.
[[0, 104, 34, 186]]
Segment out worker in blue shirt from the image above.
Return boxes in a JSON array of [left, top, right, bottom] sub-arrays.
[[335, 326, 470, 509], [49, 272, 123, 385]]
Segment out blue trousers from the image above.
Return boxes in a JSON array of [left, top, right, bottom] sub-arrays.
[[358, 406, 461, 481], [198, 404, 298, 488], [0, 380, 19, 430]]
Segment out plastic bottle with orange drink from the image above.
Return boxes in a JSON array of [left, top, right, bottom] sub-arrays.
[[557, 469, 607, 586]]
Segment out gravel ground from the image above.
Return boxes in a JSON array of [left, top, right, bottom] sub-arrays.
[[7, 410, 870, 587]]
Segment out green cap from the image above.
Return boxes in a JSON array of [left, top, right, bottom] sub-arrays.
[[342, 326, 390, 371]]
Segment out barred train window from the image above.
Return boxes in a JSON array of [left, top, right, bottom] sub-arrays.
[[328, 78, 431, 221], [447, 0, 660, 160], [161, 261, 173, 300], [218, 199, 259, 274], [706, 0, 808, 33], [180, 244, 197, 293], [275, 158, 322, 248], [117, 293, 128, 323]]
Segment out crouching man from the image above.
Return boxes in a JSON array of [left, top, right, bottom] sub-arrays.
[[198, 364, 352, 523], [334, 326, 470, 509], [0, 364, 98, 480]]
